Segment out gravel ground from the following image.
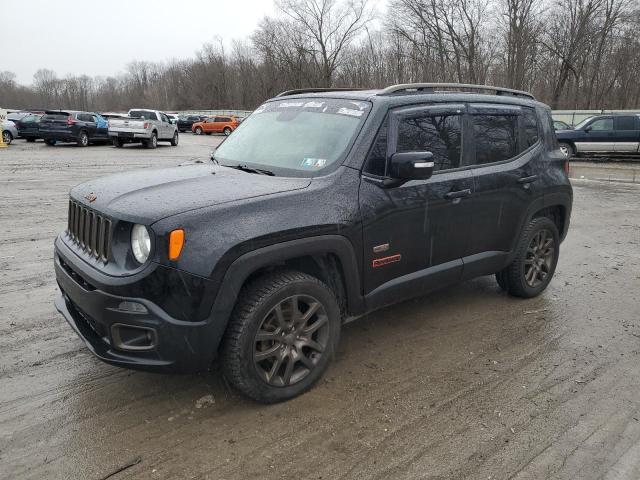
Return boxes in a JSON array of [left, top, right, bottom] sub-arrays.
[[1, 135, 639, 479]]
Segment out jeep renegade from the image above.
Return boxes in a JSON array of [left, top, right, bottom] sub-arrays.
[[54, 83, 573, 403]]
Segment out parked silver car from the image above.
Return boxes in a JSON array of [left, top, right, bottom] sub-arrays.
[[2, 121, 18, 145]]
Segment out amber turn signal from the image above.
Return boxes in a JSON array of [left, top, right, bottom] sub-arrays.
[[168, 229, 185, 260]]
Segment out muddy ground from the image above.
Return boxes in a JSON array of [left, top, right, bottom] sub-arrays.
[[1, 135, 639, 479]]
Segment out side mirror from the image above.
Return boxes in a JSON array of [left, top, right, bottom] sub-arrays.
[[583, 125, 592, 132], [388, 151, 435, 181]]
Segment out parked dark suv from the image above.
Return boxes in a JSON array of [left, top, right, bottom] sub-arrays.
[[40, 110, 109, 146], [54, 83, 572, 403], [555, 114, 640, 157], [15, 113, 43, 142], [177, 115, 206, 133]]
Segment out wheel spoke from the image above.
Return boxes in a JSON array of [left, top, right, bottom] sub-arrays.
[[303, 314, 328, 335], [282, 354, 295, 385], [255, 344, 281, 361], [298, 352, 315, 370], [289, 296, 301, 325], [274, 304, 287, 329], [267, 354, 284, 382], [301, 302, 320, 324], [302, 338, 325, 353], [255, 331, 279, 342]]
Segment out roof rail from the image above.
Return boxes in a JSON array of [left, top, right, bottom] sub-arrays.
[[377, 83, 535, 100], [276, 87, 366, 97]]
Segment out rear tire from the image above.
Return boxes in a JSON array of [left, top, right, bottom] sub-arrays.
[[26, 138, 36, 143], [170, 131, 179, 146], [194, 127, 203, 135], [112, 138, 124, 148], [45, 139, 56, 146], [498, 217, 560, 298], [145, 132, 158, 149], [2, 130, 12, 145], [77, 131, 89, 147], [223, 127, 232, 136], [222, 270, 341, 403]]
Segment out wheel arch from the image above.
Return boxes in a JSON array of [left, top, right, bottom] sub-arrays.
[[207, 235, 364, 351], [506, 191, 572, 265]]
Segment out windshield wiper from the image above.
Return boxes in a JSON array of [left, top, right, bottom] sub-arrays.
[[223, 164, 275, 176]]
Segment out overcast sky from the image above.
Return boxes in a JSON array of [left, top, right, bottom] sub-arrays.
[[3, 0, 282, 85]]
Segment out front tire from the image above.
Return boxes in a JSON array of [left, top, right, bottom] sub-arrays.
[[498, 217, 560, 298], [222, 270, 341, 403], [170, 131, 179, 146], [26, 138, 36, 143], [45, 139, 56, 146], [2, 130, 12, 145], [223, 127, 232, 136], [194, 127, 203, 135], [558, 142, 574, 158], [112, 138, 124, 148]]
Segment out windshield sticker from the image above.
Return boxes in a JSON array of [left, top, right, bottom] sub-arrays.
[[279, 101, 305, 108], [304, 101, 325, 108], [349, 101, 370, 110], [301, 157, 328, 169], [337, 107, 365, 118]]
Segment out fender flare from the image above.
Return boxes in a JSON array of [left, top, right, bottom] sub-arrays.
[[205, 235, 364, 349], [506, 190, 572, 264]]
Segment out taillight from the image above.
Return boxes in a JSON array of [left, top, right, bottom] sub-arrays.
[[564, 160, 570, 175], [66, 116, 76, 125], [143, 122, 149, 129]]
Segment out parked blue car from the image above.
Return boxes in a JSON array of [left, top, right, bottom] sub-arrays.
[[556, 114, 640, 157]]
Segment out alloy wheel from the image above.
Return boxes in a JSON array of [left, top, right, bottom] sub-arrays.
[[254, 295, 330, 387], [2, 131, 10, 144], [524, 229, 555, 288]]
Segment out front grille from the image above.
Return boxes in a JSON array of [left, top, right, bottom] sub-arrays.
[[67, 200, 111, 262]]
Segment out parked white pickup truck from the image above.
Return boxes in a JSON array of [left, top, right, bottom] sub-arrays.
[[108, 109, 179, 149]]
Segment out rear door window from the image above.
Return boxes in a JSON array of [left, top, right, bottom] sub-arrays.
[[42, 113, 69, 121], [614, 116, 637, 130], [472, 114, 519, 164]]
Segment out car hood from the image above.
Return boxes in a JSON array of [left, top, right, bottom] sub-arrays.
[[70, 164, 311, 224]]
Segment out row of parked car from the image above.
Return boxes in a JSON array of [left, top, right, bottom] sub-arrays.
[[3, 110, 241, 147]]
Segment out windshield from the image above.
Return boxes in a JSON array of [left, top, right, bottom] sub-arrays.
[[214, 98, 371, 177], [574, 117, 595, 130]]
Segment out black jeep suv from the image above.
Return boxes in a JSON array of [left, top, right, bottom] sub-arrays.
[[54, 83, 572, 403]]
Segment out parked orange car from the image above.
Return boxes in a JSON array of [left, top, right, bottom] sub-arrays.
[[192, 116, 239, 136]]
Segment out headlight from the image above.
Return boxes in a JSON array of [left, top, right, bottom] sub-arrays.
[[131, 224, 151, 264]]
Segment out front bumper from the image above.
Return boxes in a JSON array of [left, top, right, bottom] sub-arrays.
[[54, 240, 220, 373]]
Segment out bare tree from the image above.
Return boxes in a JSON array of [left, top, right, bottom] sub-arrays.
[[275, 0, 374, 86]]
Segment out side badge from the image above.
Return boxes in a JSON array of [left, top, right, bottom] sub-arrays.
[[373, 243, 390, 254], [372, 254, 402, 268]]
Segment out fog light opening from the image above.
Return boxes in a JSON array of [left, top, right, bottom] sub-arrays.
[[118, 301, 148, 314], [111, 323, 157, 351]]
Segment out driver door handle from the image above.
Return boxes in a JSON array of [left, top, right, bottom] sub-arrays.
[[517, 174, 539, 184], [444, 188, 472, 200]]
